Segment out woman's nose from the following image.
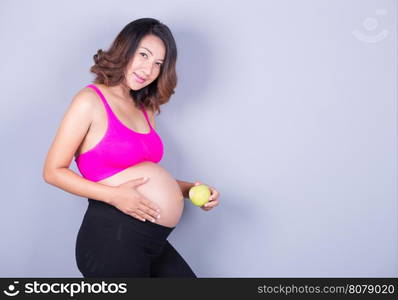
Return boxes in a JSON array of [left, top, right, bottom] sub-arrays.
[[142, 62, 154, 77]]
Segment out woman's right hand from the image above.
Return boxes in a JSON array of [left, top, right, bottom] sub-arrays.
[[110, 177, 161, 222]]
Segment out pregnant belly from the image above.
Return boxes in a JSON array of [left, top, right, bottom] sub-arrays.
[[97, 161, 184, 228]]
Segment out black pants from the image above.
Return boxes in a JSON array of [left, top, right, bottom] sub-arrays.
[[75, 198, 197, 278]]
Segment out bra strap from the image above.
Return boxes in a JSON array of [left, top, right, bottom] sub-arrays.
[[140, 103, 152, 128], [86, 84, 113, 115]]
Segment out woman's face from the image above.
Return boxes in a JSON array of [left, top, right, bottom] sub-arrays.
[[124, 34, 166, 90]]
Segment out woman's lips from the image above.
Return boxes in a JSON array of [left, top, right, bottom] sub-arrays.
[[134, 73, 146, 83]]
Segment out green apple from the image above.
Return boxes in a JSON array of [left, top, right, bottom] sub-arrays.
[[189, 184, 211, 207]]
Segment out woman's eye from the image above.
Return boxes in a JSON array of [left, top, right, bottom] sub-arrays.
[[140, 52, 162, 67]]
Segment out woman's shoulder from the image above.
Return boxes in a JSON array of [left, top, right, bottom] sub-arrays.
[[70, 84, 102, 110]]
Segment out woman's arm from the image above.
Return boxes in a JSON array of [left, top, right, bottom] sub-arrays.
[[176, 180, 194, 199], [43, 88, 116, 204], [44, 167, 116, 204]]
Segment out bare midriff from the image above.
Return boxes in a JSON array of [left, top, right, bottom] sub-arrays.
[[97, 161, 184, 228]]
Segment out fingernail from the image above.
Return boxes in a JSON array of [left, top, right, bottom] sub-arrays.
[[157, 215, 160, 219]]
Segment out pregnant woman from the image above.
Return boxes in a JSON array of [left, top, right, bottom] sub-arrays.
[[42, 18, 220, 277]]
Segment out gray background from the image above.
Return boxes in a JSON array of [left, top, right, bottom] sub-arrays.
[[0, 0, 396, 277]]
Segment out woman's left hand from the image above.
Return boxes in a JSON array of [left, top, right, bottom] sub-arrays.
[[193, 181, 220, 211]]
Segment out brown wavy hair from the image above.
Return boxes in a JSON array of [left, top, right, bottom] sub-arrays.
[[90, 18, 177, 115]]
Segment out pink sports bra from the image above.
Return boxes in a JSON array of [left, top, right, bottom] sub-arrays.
[[74, 84, 164, 182]]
